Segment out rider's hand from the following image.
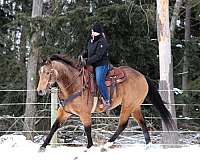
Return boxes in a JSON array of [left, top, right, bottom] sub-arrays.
[[79, 58, 87, 67], [78, 55, 83, 62]]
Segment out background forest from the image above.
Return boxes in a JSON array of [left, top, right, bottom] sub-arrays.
[[0, 0, 200, 142]]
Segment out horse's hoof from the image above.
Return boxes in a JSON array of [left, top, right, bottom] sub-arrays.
[[73, 156, 79, 160], [83, 148, 88, 152], [100, 142, 113, 152], [38, 146, 46, 152], [104, 142, 114, 148], [84, 147, 91, 152], [84, 146, 93, 152], [145, 142, 152, 150], [100, 147, 107, 152]]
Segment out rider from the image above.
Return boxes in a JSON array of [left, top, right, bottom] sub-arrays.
[[81, 23, 110, 110]]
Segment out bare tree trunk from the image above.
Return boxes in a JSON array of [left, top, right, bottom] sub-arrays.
[[89, 0, 93, 13], [156, 0, 178, 145], [0, 0, 4, 5], [182, 0, 191, 117], [23, 0, 43, 140], [170, 0, 183, 38]]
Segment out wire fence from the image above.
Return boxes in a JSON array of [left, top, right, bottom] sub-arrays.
[[1, 102, 200, 106], [0, 89, 200, 146], [0, 115, 200, 120]]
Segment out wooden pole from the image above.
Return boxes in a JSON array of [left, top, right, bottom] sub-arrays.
[[51, 87, 58, 145], [156, 0, 178, 145]]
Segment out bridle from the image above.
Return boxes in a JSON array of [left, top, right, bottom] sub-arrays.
[[45, 64, 88, 110], [47, 66, 85, 90], [47, 69, 58, 88]]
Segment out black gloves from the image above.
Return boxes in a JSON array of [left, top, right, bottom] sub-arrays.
[[78, 55, 87, 67], [80, 58, 87, 67]]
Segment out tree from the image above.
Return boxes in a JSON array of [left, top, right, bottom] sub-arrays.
[[23, 0, 43, 140], [156, 0, 178, 144], [0, 0, 27, 117], [182, 0, 191, 117], [170, 0, 183, 39]]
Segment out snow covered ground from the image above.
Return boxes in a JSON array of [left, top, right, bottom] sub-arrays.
[[0, 134, 199, 160]]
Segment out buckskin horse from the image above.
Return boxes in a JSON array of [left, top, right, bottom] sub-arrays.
[[37, 54, 175, 151]]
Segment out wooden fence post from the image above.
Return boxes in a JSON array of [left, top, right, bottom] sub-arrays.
[[51, 87, 58, 145], [156, 0, 178, 146]]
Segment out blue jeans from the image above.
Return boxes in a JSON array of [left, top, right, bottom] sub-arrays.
[[95, 65, 110, 102]]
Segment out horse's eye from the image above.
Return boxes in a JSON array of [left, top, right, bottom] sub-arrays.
[[46, 72, 50, 75]]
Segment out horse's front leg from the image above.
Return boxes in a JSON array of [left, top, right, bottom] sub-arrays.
[[39, 119, 60, 151], [80, 112, 93, 149], [39, 108, 71, 152]]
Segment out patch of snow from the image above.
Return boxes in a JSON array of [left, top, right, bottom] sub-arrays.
[[176, 44, 183, 48], [173, 88, 183, 95], [176, 20, 181, 27], [0, 134, 199, 160]]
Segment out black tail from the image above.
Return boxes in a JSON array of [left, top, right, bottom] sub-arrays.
[[146, 77, 175, 131]]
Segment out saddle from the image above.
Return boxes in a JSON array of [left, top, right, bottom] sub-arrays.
[[105, 67, 126, 86], [84, 65, 127, 98]]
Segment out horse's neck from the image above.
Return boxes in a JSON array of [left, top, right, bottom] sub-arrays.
[[53, 61, 81, 98]]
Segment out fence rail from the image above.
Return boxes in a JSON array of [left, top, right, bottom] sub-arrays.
[[1, 89, 200, 92], [0, 116, 200, 120], [0, 88, 200, 146], [0, 130, 199, 133], [1, 102, 200, 106]]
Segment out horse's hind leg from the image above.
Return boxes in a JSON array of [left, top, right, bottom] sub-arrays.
[[108, 107, 131, 143], [131, 108, 151, 144], [40, 108, 71, 151]]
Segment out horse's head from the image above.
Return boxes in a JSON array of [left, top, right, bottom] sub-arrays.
[[37, 59, 58, 96]]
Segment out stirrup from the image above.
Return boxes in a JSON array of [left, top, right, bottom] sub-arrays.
[[102, 99, 111, 111]]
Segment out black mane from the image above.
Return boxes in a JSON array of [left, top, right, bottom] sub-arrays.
[[49, 54, 77, 68]]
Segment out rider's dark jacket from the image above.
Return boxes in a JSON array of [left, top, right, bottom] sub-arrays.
[[83, 35, 109, 68]]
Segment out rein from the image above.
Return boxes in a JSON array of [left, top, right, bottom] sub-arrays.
[[62, 68, 84, 90], [57, 67, 88, 109]]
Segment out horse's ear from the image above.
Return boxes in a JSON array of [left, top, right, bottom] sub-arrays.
[[45, 58, 52, 65], [38, 56, 48, 65], [43, 58, 47, 63]]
